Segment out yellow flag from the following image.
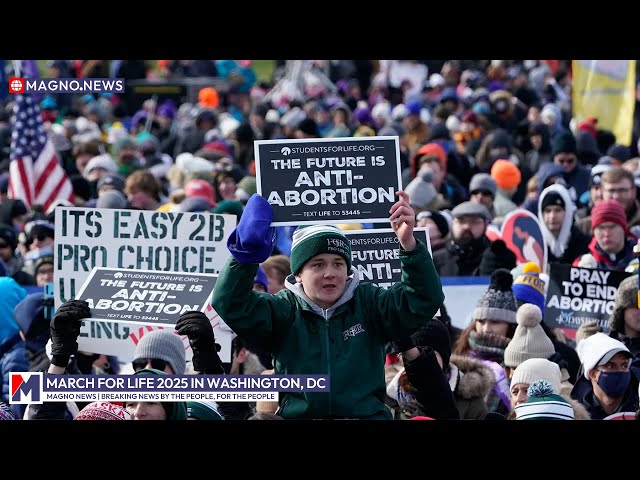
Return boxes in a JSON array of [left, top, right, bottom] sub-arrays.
[[572, 60, 636, 146]]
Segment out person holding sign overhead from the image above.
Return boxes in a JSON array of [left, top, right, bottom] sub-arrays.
[[211, 191, 444, 419]]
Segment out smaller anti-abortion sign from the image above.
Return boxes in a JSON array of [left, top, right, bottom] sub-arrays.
[[76, 268, 218, 327], [544, 263, 633, 337], [344, 228, 430, 288], [255, 136, 401, 226]]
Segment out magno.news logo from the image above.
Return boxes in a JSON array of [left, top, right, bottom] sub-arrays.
[[10, 372, 43, 404], [8, 77, 124, 94], [8, 77, 24, 93]]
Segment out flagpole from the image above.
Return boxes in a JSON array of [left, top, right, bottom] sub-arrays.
[[145, 94, 158, 133], [12, 60, 22, 78]]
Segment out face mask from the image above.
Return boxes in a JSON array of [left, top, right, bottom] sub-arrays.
[[597, 371, 631, 398]]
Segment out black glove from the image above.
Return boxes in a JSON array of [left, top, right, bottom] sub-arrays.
[[392, 335, 415, 355], [175, 311, 224, 374], [478, 239, 517, 275], [50, 300, 91, 367]]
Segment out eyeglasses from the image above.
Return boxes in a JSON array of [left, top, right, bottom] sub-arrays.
[[132, 358, 169, 372], [470, 189, 494, 197], [555, 156, 576, 165]]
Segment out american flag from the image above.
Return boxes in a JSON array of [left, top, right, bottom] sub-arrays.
[[9, 93, 74, 212]]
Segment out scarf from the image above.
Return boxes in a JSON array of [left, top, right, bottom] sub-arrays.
[[468, 330, 510, 363]]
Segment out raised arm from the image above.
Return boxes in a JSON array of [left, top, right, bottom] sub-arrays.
[[389, 190, 417, 251]]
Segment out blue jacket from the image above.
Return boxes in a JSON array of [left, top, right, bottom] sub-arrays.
[[0, 277, 29, 418], [0, 333, 28, 417]]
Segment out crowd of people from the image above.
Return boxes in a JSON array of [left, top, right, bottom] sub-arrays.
[[0, 59, 639, 420]]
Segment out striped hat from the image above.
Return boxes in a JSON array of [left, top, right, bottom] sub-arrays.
[[514, 380, 574, 420], [290, 226, 352, 274]]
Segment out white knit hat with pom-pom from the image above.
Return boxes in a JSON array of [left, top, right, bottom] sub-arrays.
[[504, 303, 555, 368], [510, 358, 562, 393]]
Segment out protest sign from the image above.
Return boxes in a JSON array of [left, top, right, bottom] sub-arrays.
[[500, 209, 547, 271], [54, 207, 237, 361], [255, 136, 401, 225], [345, 227, 439, 315], [544, 263, 633, 338], [76, 268, 218, 327], [345, 228, 430, 289]]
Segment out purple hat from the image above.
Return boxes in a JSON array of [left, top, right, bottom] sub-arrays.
[[406, 99, 422, 116], [488, 80, 507, 92], [157, 100, 177, 119], [354, 107, 374, 126]]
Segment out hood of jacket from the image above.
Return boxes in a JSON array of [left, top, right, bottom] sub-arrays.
[[450, 354, 495, 400], [284, 266, 360, 320]]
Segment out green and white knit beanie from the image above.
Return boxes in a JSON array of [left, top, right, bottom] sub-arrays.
[[514, 379, 574, 420], [290, 225, 352, 274]]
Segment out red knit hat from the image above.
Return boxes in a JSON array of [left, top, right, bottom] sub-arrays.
[[75, 401, 132, 420], [577, 117, 598, 138], [591, 199, 628, 231], [411, 143, 447, 178], [490, 159, 522, 190]]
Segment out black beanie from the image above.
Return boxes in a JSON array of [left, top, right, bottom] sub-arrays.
[[478, 239, 517, 276], [0, 223, 17, 249], [540, 191, 565, 211], [417, 210, 450, 238], [551, 131, 577, 157], [297, 118, 319, 137], [410, 319, 452, 367]]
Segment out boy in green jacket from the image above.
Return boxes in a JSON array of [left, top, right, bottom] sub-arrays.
[[212, 191, 444, 419]]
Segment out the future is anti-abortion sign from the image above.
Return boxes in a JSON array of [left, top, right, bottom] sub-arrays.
[[344, 228, 430, 288], [255, 136, 401, 225]]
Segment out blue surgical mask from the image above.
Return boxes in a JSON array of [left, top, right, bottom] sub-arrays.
[[597, 371, 631, 398]]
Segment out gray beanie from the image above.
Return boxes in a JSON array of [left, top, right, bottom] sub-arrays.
[[609, 274, 637, 332], [473, 269, 518, 324], [133, 329, 186, 375], [504, 304, 555, 368], [469, 173, 497, 197], [405, 170, 438, 209], [97, 190, 128, 209], [451, 201, 492, 222]]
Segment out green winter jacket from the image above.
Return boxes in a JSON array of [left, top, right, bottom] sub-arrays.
[[212, 239, 444, 419]]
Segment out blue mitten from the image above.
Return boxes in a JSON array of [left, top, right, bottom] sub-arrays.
[[227, 194, 276, 264]]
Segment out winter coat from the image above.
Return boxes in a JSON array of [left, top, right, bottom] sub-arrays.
[[212, 240, 444, 419], [449, 354, 496, 420]]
